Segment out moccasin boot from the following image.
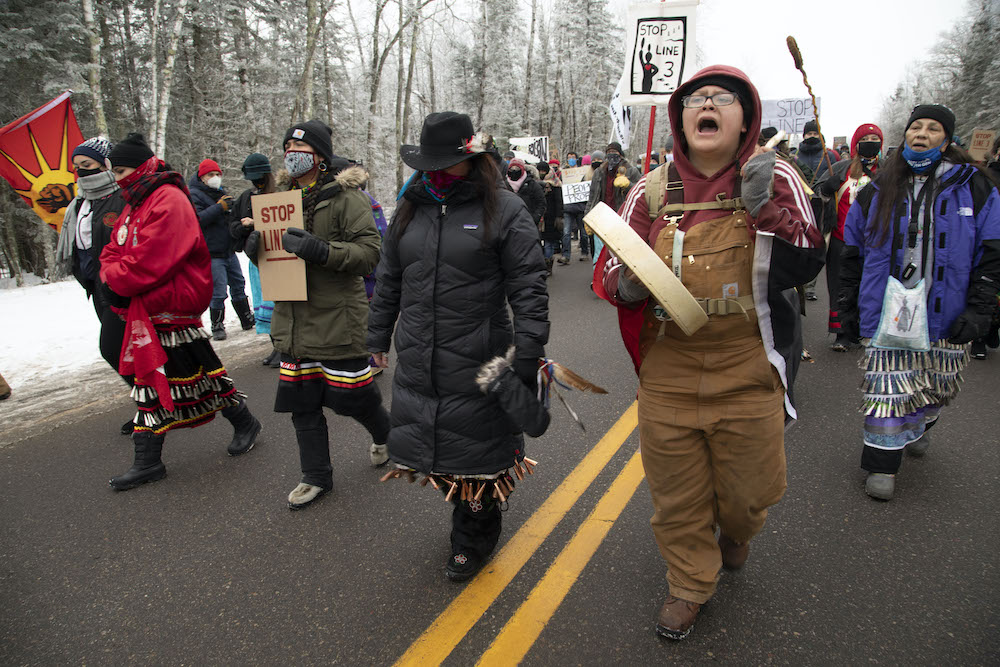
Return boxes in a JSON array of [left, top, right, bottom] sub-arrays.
[[110, 432, 166, 491], [288, 482, 329, 510], [865, 473, 895, 500], [907, 432, 931, 457], [370, 443, 389, 467], [718, 533, 750, 570], [445, 551, 484, 582], [655, 595, 701, 640]]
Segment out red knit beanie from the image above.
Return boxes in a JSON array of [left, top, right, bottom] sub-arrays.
[[198, 158, 222, 178], [850, 123, 883, 157]]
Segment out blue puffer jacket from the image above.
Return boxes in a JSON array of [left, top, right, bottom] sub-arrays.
[[843, 162, 1000, 340], [189, 174, 233, 258]]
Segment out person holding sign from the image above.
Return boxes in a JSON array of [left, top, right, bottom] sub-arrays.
[[99, 133, 263, 491], [837, 104, 1000, 501], [367, 111, 549, 582], [244, 120, 390, 511], [597, 66, 824, 639]]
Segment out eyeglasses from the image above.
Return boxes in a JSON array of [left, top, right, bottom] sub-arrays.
[[681, 93, 737, 108]]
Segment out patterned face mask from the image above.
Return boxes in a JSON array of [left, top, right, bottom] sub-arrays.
[[284, 150, 316, 178]]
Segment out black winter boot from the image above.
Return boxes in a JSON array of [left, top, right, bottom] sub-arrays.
[[233, 297, 256, 331], [222, 397, 262, 456], [210, 308, 227, 340], [110, 431, 166, 490], [262, 347, 281, 368]]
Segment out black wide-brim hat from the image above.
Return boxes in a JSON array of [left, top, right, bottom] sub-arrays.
[[400, 111, 479, 172]]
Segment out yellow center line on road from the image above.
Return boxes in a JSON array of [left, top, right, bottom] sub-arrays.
[[393, 401, 639, 667], [475, 450, 646, 667]]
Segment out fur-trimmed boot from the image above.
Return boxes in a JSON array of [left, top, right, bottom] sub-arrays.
[[210, 308, 227, 341], [110, 431, 166, 491], [233, 297, 255, 331], [222, 397, 262, 456]]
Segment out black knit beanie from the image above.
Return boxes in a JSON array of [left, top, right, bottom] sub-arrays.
[[905, 104, 956, 140], [110, 133, 154, 168], [283, 120, 334, 163]]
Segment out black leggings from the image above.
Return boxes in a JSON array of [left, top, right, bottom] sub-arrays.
[[94, 298, 134, 387]]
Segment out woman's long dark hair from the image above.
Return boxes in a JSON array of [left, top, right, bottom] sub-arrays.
[[868, 143, 977, 246], [392, 153, 500, 241]]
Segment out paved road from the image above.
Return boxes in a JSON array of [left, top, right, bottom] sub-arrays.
[[2, 258, 998, 665]]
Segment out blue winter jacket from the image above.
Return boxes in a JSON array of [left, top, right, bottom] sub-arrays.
[[843, 163, 1000, 341], [189, 174, 233, 258]]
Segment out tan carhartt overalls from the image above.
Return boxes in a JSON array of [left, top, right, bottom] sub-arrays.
[[637, 165, 787, 604]]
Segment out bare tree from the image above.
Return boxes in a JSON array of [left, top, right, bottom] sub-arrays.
[[81, 0, 109, 136]]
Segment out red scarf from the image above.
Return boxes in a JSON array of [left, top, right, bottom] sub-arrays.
[[118, 298, 173, 411], [119, 156, 189, 208]]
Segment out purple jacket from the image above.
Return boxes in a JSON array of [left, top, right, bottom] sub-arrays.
[[843, 163, 1000, 341]]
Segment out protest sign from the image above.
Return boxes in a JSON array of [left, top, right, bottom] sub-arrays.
[[833, 136, 847, 148], [508, 136, 549, 163], [252, 190, 308, 302], [968, 129, 996, 162], [561, 166, 591, 204], [620, 1, 700, 106], [760, 97, 820, 135], [609, 76, 633, 149], [561, 166, 590, 184]]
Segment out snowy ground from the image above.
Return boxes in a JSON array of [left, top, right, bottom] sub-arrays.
[[0, 254, 270, 445]]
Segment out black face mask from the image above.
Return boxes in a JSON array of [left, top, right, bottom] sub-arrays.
[[857, 141, 881, 159], [252, 178, 267, 189], [800, 136, 821, 149], [592, 161, 603, 169], [76, 167, 103, 178], [607, 153, 622, 167], [508, 169, 522, 180]]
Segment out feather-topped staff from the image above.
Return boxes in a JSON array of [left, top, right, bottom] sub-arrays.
[[537, 359, 607, 432]]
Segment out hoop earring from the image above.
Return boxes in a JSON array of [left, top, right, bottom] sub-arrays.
[[318, 162, 328, 172]]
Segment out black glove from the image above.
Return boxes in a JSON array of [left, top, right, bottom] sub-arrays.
[[282, 227, 329, 265], [99, 282, 130, 309], [245, 230, 261, 262], [513, 357, 539, 390], [948, 277, 999, 344]]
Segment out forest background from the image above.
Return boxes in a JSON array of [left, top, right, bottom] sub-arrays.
[[1, 0, 998, 284]]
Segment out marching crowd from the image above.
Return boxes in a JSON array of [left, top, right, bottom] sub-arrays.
[[33, 63, 1000, 641]]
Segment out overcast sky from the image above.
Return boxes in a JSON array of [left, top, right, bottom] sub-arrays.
[[610, 0, 970, 145]]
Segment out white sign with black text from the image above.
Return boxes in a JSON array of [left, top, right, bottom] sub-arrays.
[[760, 97, 821, 135], [621, 0, 700, 106], [508, 136, 549, 164]]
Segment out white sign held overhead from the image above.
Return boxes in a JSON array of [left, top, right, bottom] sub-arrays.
[[621, 1, 700, 106], [760, 98, 820, 136], [508, 136, 549, 164], [609, 76, 633, 150]]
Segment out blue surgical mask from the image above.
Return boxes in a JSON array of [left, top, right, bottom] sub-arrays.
[[901, 141, 946, 174], [567, 157, 577, 167]]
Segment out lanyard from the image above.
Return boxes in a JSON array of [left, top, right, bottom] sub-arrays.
[[896, 179, 933, 280]]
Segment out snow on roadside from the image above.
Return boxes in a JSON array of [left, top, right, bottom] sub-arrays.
[[0, 253, 269, 445]]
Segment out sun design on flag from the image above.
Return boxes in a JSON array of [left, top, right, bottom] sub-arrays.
[[0, 117, 76, 230]]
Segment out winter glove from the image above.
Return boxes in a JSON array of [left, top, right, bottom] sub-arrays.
[[741, 150, 776, 217], [616, 266, 650, 303], [245, 230, 261, 263], [513, 357, 540, 390], [99, 282, 130, 310], [948, 276, 999, 344], [217, 195, 233, 212], [282, 227, 330, 265]]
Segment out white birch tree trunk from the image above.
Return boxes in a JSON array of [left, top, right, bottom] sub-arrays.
[[153, 0, 189, 157], [149, 0, 161, 146], [81, 0, 108, 137], [521, 0, 537, 130]]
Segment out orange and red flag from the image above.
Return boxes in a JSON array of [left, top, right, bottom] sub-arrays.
[[0, 92, 85, 232]]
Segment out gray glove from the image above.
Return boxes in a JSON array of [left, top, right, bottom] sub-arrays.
[[615, 268, 650, 303], [741, 151, 776, 217]]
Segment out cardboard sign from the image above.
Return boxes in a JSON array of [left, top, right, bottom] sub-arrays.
[[508, 136, 549, 163], [760, 97, 820, 135], [833, 136, 848, 148], [609, 76, 633, 149], [969, 129, 996, 162], [561, 166, 590, 184], [621, 1, 700, 106], [252, 190, 308, 302]]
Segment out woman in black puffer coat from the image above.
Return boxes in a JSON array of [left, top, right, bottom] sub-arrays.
[[368, 112, 549, 582]]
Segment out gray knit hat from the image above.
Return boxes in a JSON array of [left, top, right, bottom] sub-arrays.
[[72, 137, 113, 169], [591, 150, 606, 162]]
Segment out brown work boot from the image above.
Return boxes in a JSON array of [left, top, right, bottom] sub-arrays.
[[718, 533, 750, 570], [655, 595, 701, 640]]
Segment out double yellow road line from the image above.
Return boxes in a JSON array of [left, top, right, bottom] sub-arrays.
[[395, 401, 643, 666]]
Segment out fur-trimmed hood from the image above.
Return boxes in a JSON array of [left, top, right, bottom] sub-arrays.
[[334, 164, 368, 189]]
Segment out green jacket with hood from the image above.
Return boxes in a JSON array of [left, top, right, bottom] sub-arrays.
[[270, 164, 381, 360]]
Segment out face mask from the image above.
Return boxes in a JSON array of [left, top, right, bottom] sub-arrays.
[[901, 141, 946, 174], [857, 141, 881, 160], [607, 153, 622, 167], [507, 169, 523, 180], [205, 175, 222, 190], [252, 178, 267, 189], [76, 170, 118, 199], [76, 167, 102, 179], [425, 170, 465, 190], [592, 161, 603, 169], [284, 151, 316, 178], [801, 137, 821, 149], [567, 158, 577, 167]]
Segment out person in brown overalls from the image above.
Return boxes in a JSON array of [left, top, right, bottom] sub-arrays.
[[599, 65, 825, 640]]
